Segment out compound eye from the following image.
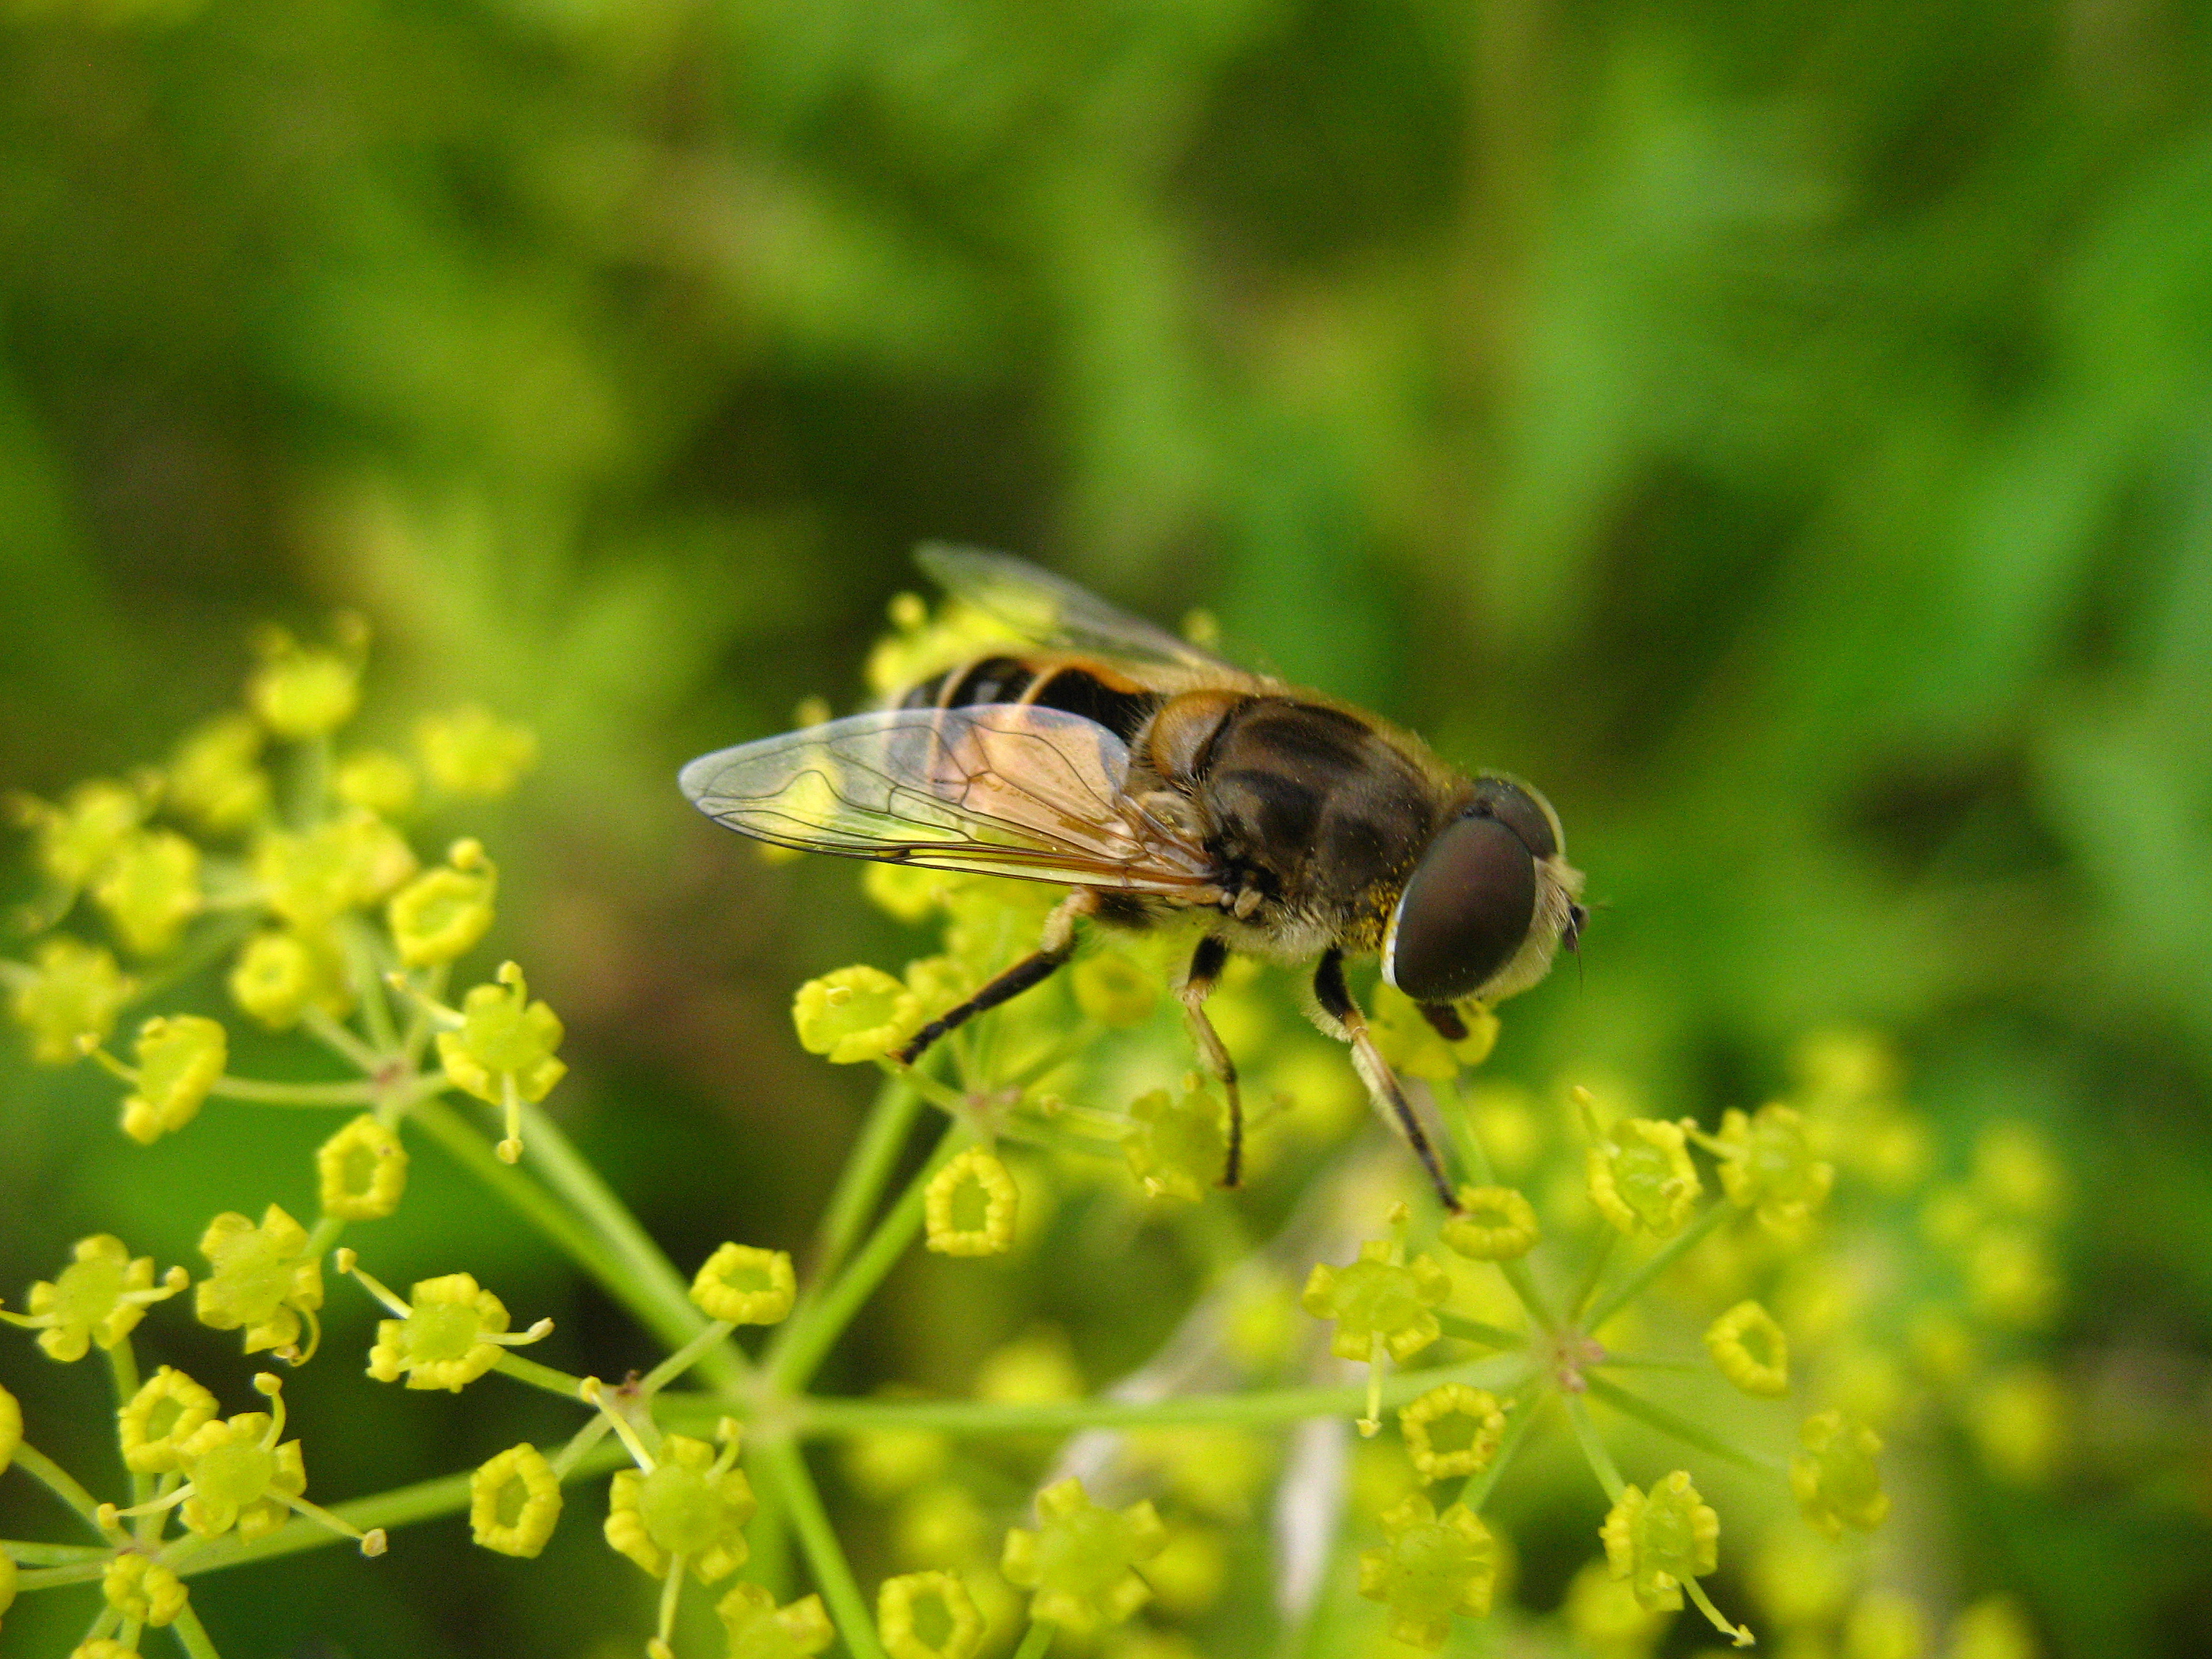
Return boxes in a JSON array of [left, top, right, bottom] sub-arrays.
[[1469, 776, 1558, 861], [1384, 812, 1537, 1003]]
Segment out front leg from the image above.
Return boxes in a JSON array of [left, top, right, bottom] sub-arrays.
[[1312, 949, 1460, 1213], [896, 889, 1095, 1066], [1178, 935, 1243, 1188]]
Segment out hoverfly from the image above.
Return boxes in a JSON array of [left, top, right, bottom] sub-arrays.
[[680, 548, 1586, 1210]]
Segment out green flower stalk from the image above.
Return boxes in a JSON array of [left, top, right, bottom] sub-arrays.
[[924, 1148, 1020, 1256], [341, 1253, 554, 1390], [1357, 1491, 1497, 1650], [1, 1235, 188, 1362], [194, 1204, 324, 1361], [8, 936, 135, 1064], [470, 1444, 565, 1558], [877, 1570, 984, 1659], [999, 1476, 1166, 1633]]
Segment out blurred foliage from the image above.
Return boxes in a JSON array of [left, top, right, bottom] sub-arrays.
[[1, 0, 2208, 1654]]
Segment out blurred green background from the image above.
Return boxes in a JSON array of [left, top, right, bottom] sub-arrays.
[[2, 0, 2209, 1654]]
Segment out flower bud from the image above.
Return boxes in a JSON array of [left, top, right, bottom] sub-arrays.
[[91, 830, 204, 957], [1302, 1240, 1451, 1364], [1441, 1185, 1540, 1261], [387, 839, 497, 967], [248, 626, 362, 738], [691, 1244, 796, 1326], [470, 1444, 563, 1557], [719, 1583, 836, 1659], [103, 1553, 188, 1627], [336, 748, 418, 817], [13, 778, 146, 889], [168, 714, 270, 834], [1121, 1084, 1227, 1204], [1790, 1411, 1889, 1537], [417, 706, 536, 796], [1588, 1118, 1702, 1237], [1000, 1478, 1166, 1634], [1398, 1385, 1509, 1483], [228, 927, 349, 1028], [1357, 1492, 1496, 1648], [1704, 1300, 1790, 1397], [605, 1431, 756, 1583], [877, 1570, 983, 1659], [317, 1115, 409, 1220], [118, 1365, 219, 1474], [1600, 1470, 1719, 1613], [9, 935, 133, 1064], [194, 1204, 323, 1358], [436, 963, 567, 1107], [792, 966, 920, 1064], [924, 1148, 1019, 1256]]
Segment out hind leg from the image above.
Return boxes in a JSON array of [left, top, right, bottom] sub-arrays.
[[895, 889, 1094, 1066], [1312, 948, 1460, 1213]]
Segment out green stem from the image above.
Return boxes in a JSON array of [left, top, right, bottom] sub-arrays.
[[337, 914, 399, 1055], [752, 1437, 889, 1659], [16, 1561, 107, 1590], [1565, 1229, 1617, 1325], [1435, 1313, 1525, 1349], [809, 1074, 924, 1286], [1582, 1376, 1788, 1477], [1011, 1619, 1057, 1659], [492, 1352, 590, 1401], [1581, 1202, 1734, 1334], [302, 1007, 385, 1074], [516, 1100, 750, 1393], [208, 1075, 382, 1107], [640, 1321, 737, 1395], [1, 1539, 111, 1564], [171, 1601, 225, 1659], [774, 1354, 1537, 1439], [1458, 1392, 1543, 1514], [1438, 1077, 1496, 1186], [768, 1122, 966, 1392], [172, 1440, 629, 1578], [409, 1097, 641, 1328], [1563, 1393, 1627, 1504], [12, 1443, 108, 1535]]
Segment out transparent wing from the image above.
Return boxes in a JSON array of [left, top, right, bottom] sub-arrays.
[[917, 544, 1238, 673], [679, 705, 1219, 892]]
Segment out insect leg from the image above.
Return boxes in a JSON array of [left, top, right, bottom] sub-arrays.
[[1178, 934, 1243, 1189], [1311, 949, 1460, 1213], [895, 889, 1094, 1066]]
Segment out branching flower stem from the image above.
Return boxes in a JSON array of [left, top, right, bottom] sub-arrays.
[[1563, 1392, 1628, 1504], [1583, 1375, 1787, 1477], [751, 1436, 891, 1659], [1582, 1200, 1734, 1334], [1011, 1619, 1058, 1659]]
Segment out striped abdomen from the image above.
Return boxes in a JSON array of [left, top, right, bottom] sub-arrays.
[[898, 655, 1158, 745]]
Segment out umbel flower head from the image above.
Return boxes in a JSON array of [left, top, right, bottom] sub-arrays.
[[1001, 1476, 1167, 1632], [1357, 1491, 1497, 1650], [116, 1014, 227, 1145], [1791, 1410, 1890, 1538], [343, 1254, 553, 1390], [925, 1148, 1020, 1256], [1588, 1116, 1703, 1237], [436, 961, 567, 1161], [1715, 1104, 1834, 1236], [194, 1204, 323, 1360], [470, 1443, 565, 1558], [603, 1417, 758, 1583], [1600, 1470, 1750, 1644], [119, 1366, 220, 1473], [718, 1583, 836, 1659], [691, 1244, 797, 1326], [876, 1570, 983, 1659], [8, 935, 135, 1065], [1, 1234, 188, 1362]]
